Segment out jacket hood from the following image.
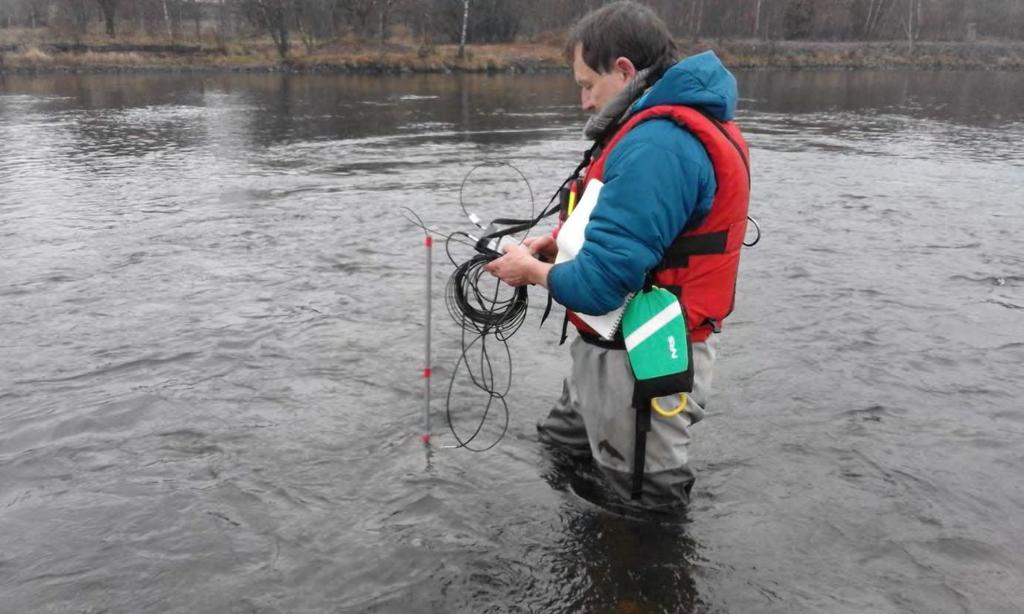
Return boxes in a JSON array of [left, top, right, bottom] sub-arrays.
[[633, 50, 738, 121]]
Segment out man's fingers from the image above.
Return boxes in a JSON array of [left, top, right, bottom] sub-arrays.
[[534, 236, 553, 253], [502, 243, 528, 256]]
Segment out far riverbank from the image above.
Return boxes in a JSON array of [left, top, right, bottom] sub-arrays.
[[2, 35, 1022, 74]]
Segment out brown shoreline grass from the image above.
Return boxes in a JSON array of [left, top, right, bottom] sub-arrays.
[[2, 29, 1023, 73]]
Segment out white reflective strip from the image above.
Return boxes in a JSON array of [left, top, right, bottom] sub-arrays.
[[624, 302, 681, 351]]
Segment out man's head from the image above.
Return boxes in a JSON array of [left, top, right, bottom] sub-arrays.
[[565, 1, 677, 112]]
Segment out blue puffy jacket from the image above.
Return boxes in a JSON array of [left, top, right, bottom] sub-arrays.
[[548, 50, 738, 316]]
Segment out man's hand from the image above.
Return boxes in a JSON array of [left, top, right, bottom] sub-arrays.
[[523, 235, 558, 263], [484, 243, 553, 288]]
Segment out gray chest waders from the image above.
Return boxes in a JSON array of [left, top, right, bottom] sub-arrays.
[[621, 286, 694, 500]]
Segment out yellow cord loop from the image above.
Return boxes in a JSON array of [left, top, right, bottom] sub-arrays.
[[651, 394, 688, 418]]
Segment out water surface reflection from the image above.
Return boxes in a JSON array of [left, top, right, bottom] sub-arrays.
[[1, 69, 1023, 613]]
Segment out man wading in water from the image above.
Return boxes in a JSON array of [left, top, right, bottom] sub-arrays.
[[487, 1, 750, 507]]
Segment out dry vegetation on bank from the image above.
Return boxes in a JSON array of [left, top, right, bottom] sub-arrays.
[[2, 28, 1023, 73]]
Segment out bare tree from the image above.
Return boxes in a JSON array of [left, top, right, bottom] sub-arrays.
[[293, 0, 317, 51], [902, 0, 921, 49], [96, 0, 117, 36], [377, 0, 396, 42], [689, 0, 705, 41], [863, 0, 897, 39], [162, 0, 174, 39], [342, 0, 374, 33], [65, 0, 91, 40], [4, 0, 1024, 52], [243, 0, 291, 58], [189, 0, 201, 41], [458, 0, 468, 58]]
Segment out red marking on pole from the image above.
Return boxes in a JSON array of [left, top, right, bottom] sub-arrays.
[[423, 368, 432, 379], [424, 235, 433, 247], [420, 433, 431, 445]]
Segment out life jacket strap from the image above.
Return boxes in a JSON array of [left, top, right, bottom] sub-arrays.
[[658, 229, 729, 269], [577, 328, 625, 349], [559, 311, 570, 346], [540, 292, 554, 327]]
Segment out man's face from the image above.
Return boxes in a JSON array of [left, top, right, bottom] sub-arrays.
[[572, 43, 632, 113]]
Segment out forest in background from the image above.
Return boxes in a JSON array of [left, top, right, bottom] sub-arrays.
[[1, 0, 1022, 70]]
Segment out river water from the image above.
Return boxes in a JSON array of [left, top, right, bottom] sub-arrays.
[[1, 68, 1022, 613]]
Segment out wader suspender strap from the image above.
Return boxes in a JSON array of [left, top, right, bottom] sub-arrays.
[[632, 387, 652, 500], [630, 273, 654, 499]]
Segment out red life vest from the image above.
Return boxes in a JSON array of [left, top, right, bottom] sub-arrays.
[[565, 104, 751, 344]]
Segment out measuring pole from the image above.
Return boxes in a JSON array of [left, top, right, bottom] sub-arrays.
[[421, 234, 433, 445]]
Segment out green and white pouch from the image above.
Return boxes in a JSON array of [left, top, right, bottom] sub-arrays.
[[621, 287, 694, 411]]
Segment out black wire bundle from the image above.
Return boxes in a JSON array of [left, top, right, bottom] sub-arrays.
[[445, 248, 529, 338], [441, 239, 529, 451], [403, 160, 573, 451]]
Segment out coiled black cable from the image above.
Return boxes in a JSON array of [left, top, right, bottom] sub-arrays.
[[440, 235, 528, 451], [404, 159, 574, 452], [445, 247, 529, 338]]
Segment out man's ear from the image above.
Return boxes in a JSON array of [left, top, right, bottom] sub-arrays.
[[613, 56, 637, 82]]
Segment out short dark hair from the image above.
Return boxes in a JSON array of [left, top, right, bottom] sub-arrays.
[[564, 1, 677, 75]]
